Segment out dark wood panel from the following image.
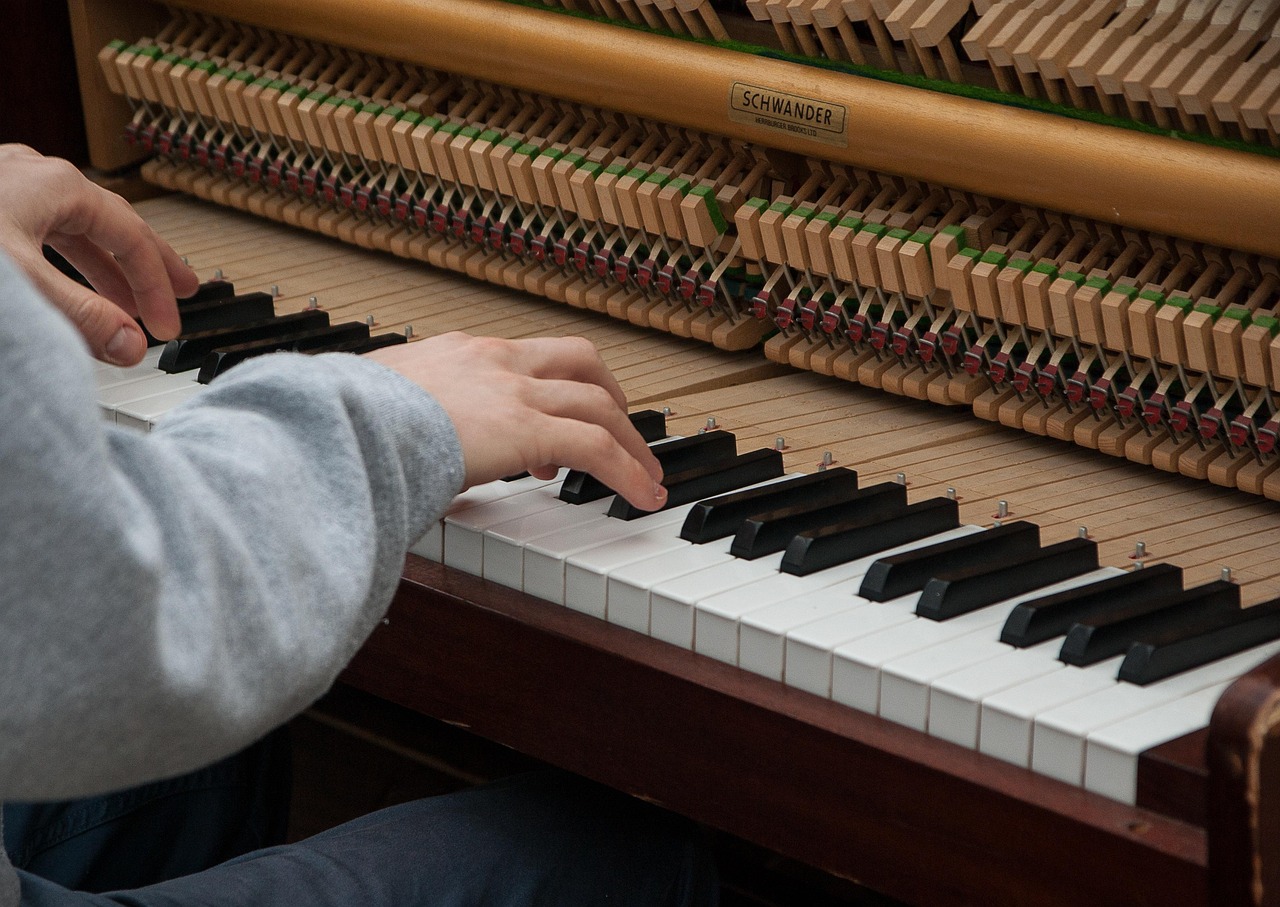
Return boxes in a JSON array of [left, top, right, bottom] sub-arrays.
[[342, 556, 1207, 907]]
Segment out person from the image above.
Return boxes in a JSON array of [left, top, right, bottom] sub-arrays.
[[0, 144, 717, 907]]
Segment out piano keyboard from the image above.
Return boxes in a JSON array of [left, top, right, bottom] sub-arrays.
[[102, 194, 1280, 813]]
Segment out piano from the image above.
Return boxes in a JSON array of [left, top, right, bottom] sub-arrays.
[[67, 0, 1280, 902]]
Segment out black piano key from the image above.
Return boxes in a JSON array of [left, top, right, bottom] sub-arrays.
[[679, 468, 859, 544], [607, 448, 785, 520], [629, 409, 668, 443], [196, 321, 372, 383], [317, 332, 408, 355], [502, 409, 663, 482], [858, 521, 1041, 603], [178, 291, 275, 335], [999, 563, 1184, 648], [1058, 580, 1240, 667], [729, 481, 906, 560], [559, 430, 738, 504], [1119, 596, 1280, 685], [176, 279, 236, 309], [43, 245, 91, 287], [158, 310, 330, 373], [914, 537, 1099, 621], [781, 497, 960, 576]]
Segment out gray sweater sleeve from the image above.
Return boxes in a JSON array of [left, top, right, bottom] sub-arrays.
[[0, 252, 465, 800]]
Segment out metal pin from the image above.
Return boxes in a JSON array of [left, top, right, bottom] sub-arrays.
[[270, 284, 280, 298], [993, 519, 1002, 528], [404, 324, 414, 339], [775, 437, 786, 451], [1133, 560, 1144, 570], [1132, 541, 1146, 559], [181, 256, 189, 266], [995, 500, 1009, 519], [307, 295, 319, 310], [1078, 526, 1089, 539], [661, 406, 671, 416], [365, 315, 375, 327], [1222, 566, 1233, 583], [705, 416, 717, 430], [895, 472, 907, 485], [817, 462, 827, 471], [214, 268, 223, 279], [821, 451, 834, 467], [946, 487, 956, 500]]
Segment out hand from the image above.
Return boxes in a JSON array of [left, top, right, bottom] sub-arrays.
[[369, 333, 668, 512], [0, 145, 198, 365]]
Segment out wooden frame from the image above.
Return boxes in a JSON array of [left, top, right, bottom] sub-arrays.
[[337, 556, 1280, 906]]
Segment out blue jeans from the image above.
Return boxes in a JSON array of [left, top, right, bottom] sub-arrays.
[[6, 732, 717, 906]]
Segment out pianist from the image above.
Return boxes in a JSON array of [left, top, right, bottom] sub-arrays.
[[0, 145, 714, 906]]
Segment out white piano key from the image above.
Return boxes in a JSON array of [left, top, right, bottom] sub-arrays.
[[413, 473, 562, 562], [979, 659, 1124, 767], [442, 477, 569, 575], [718, 526, 986, 675], [606, 539, 737, 634], [1083, 682, 1229, 804], [564, 526, 695, 620], [481, 499, 616, 589], [1031, 640, 1280, 786], [649, 557, 779, 649], [93, 346, 166, 383], [523, 504, 694, 605], [926, 567, 1128, 748], [779, 527, 984, 696], [876, 570, 1118, 732], [98, 371, 199, 418], [693, 556, 880, 665], [115, 384, 205, 431]]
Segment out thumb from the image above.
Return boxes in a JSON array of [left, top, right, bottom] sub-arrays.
[[34, 264, 149, 365]]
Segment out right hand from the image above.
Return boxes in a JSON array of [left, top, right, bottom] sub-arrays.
[[368, 333, 667, 512]]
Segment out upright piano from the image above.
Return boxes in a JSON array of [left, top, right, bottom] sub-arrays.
[[67, 0, 1280, 902]]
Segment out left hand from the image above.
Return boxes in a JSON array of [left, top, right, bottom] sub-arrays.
[[0, 145, 198, 365]]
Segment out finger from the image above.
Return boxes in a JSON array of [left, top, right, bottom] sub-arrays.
[[529, 413, 667, 512], [510, 336, 629, 410], [526, 378, 664, 483], [61, 189, 187, 340], [26, 265, 148, 365], [48, 233, 140, 318]]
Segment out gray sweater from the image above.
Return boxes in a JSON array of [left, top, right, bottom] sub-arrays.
[[0, 252, 465, 905]]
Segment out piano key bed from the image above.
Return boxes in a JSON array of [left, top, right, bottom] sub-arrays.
[[103, 195, 1280, 906]]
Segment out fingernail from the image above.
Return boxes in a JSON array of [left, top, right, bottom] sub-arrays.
[[653, 481, 667, 503], [105, 325, 140, 365]]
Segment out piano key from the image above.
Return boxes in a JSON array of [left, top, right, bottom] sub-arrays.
[[607, 448, 785, 520], [97, 368, 201, 419], [195, 321, 373, 383], [999, 563, 1185, 647], [1058, 580, 1240, 667], [728, 481, 907, 560], [780, 497, 960, 576], [115, 383, 206, 431], [321, 333, 410, 355], [679, 467, 859, 544], [481, 498, 619, 589], [558, 430, 736, 504], [606, 537, 739, 634], [413, 472, 563, 562], [858, 521, 1042, 602], [838, 569, 1117, 723], [979, 656, 1128, 767], [1083, 682, 1230, 804], [176, 279, 236, 308], [177, 290, 274, 335], [1118, 595, 1280, 685], [560, 473, 798, 620], [736, 526, 989, 680], [93, 346, 166, 384], [442, 473, 574, 574], [779, 528, 987, 696], [1031, 640, 1280, 785], [914, 537, 1100, 621], [157, 310, 331, 373], [628, 409, 669, 443]]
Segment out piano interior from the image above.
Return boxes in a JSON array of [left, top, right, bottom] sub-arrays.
[[64, 0, 1280, 902]]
